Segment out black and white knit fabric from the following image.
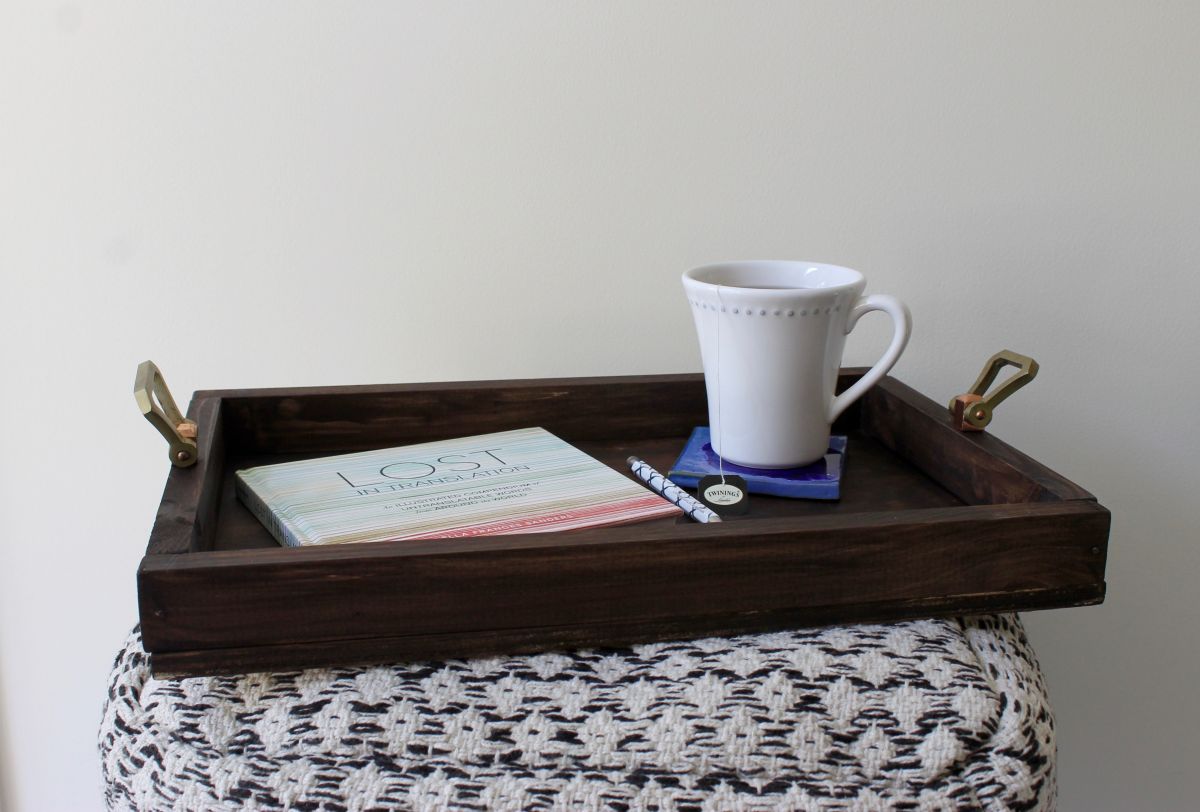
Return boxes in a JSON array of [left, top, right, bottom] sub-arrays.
[[100, 615, 1055, 811]]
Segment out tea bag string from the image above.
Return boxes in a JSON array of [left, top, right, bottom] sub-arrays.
[[715, 284, 727, 485]]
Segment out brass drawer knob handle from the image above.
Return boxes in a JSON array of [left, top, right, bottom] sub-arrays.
[[950, 350, 1039, 431], [134, 360, 198, 467]]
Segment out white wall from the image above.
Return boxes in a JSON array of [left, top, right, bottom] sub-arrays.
[[2, 2, 1197, 809]]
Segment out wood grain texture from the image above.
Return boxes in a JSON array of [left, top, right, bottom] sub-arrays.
[[151, 583, 1105, 677], [144, 396, 224, 556], [139, 500, 1108, 654], [216, 374, 712, 455], [137, 371, 1110, 675], [863, 377, 1096, 505]]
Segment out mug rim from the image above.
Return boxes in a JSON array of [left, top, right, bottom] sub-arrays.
[[683, 260, 864, 292]]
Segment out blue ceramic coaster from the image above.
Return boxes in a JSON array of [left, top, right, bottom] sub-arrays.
[[667, 427, 846, 500]]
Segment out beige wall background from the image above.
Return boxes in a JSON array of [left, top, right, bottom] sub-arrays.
[[2, 2, 1198, 809]]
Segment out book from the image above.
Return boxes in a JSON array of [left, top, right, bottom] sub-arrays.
[[235, 427, 682, 547], [667, 427, 846, 500]]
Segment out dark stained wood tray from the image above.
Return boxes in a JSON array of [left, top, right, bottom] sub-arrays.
[[138, 371, 1109, 676]]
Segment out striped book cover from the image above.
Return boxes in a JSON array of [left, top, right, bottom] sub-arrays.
[[235, 427, 682, 547]]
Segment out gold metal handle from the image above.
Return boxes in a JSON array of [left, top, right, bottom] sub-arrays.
[[949, 350, 1039, 431], [135, 360, 198, 467]]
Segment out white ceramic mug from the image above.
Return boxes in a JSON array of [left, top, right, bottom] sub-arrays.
[[682, 261, 911, 468]]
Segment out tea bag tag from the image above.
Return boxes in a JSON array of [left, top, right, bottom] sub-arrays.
[[698, 475, 750, 517]]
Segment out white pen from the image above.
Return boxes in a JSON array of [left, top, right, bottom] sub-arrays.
[[626, 456, 722, 524]]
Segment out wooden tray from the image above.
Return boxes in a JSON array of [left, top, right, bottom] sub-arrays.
[[138, 371, 1109, 676]]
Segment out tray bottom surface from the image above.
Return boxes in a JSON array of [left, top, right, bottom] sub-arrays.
[[209, 429, 964, 552]]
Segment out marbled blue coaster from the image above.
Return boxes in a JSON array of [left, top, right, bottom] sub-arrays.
[[667, 427, 846, 500]]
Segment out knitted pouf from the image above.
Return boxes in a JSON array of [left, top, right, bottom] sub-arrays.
[[99, 615, 1054, 811]]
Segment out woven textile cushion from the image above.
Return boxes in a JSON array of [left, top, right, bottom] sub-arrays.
[[99, 615, 1054, 811]]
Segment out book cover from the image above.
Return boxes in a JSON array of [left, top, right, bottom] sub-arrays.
[[667, 427, 846, 500], [235, 427, 682, 547]]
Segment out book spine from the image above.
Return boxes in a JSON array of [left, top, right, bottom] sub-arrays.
[[234, 474, 302, 548]]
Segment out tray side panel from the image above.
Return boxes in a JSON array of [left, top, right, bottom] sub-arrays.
[[151, 583, 1105, 677], [220, 374, 713, 455], [862, 377, 1097, 505], [144, 395, 225, 556], [139, 501, 1109, 654]]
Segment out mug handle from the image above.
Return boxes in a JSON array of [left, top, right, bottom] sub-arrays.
[[828, 294, 912, 423]]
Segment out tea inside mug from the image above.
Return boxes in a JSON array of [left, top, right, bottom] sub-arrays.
[[688, 261, 863, 291]]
